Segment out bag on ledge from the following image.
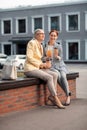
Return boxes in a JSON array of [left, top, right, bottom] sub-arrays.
[[1, 64, 17, 80]]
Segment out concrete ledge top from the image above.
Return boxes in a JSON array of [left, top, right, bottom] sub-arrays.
[[0, 72, 79, 91]]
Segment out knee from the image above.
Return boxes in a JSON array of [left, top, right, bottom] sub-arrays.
[[61, 72, 66, 79], [53, 72, 58, 79], [47, 75, 53, 81]]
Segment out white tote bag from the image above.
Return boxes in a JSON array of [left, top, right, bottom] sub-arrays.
[[1, 64, 17, 80]]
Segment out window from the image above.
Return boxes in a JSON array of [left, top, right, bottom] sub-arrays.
[[66, 12, 80, 32], [66, 40, 80, 60], [18, 19, 26, 33], [48, 14, 61, 32], [85, 12, 87, 31], [16, 17, 27, 34], [1, 42, 12, 55], [85, 40, 87, 60], [4, 44, 11, 55], [34, 18, 42, 30], [1, 19, 12, 35], [32, 16, 44, 32]]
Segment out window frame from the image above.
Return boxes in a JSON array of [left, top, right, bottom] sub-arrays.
[[48, 14, 62, 32], [16, 17, 28, 34], [85, 39, 87, 60], [31, 15, 44, 33], [66, 12, 80, 32], [1, 18, 12, 35], [66, 39, 80, 60], [1, 42, 12, 55], [85, 11, 87, 31]]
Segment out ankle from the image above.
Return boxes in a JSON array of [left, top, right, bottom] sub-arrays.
[[54, 96, 62, 105], [66, 96, 70, 104]]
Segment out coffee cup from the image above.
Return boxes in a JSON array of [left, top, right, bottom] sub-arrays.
[[54, 47, 58, 57]]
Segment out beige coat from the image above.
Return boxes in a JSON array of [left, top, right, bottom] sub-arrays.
[[24, 39, 43, 72]]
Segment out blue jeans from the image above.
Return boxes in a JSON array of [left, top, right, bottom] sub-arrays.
[[50, 68, 70, 96]]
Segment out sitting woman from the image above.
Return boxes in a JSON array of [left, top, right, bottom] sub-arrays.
[[43, 30, 71, 106]]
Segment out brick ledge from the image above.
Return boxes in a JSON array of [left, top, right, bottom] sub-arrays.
[[0, 72, 79, 91]]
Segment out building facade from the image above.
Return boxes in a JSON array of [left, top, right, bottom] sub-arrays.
[[0, 1, 87, 62]]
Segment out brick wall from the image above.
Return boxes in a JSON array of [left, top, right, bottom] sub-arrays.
[[0, 79, 76, 115]]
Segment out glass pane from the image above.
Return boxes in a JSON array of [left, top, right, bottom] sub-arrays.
[[34, 18, 42, 30], [85, 13, 87, 30], [4, 20, 11, 34], [51, 16, 60, 31], [68, 42, 78, 60], [4, 44, 11, 55], [69, 15, 78, 31], [18, 19, 26, 33], [17, 44, 26, 54]]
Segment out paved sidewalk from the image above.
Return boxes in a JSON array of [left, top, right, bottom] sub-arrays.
[[0, 99, 87, 130], [67, 63, 87, 99]]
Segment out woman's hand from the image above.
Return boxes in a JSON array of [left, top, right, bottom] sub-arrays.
[[45, 60, 51, 68], [55, 55, 61, 60], [39, 61, 51, 69], [39, 63, 47, 69]]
